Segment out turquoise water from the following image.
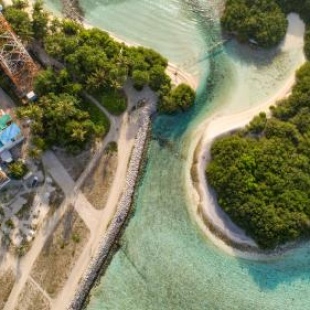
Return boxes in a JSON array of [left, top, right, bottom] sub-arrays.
[[44, 1, 310, 309]]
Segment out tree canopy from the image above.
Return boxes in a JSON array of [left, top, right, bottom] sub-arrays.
[[159, 83, 195, 113], [17, 93, 105, 152], [3, 2, 196, 156], [4, 6, 33, 42], [221, 0, 288, 47], [207, 5, 310, 248]]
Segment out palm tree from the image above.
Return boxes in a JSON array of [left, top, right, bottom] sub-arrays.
[[86, 69, 107, 92], [71, 127, 87, 142], [28, 147, 42, 159]]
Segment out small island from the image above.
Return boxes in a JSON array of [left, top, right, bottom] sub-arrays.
[[206, 1, 310, 250], [221, 0, 288, 47], [0, 0, 196, 309]]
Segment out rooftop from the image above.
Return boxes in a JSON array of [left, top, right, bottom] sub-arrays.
[[0, 114, 11, 131], [0, 123, 21, 146]]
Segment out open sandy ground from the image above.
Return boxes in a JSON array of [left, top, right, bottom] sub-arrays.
[[186, 13, 307, 260], [1, 2, 306, 308], [0, 1, 199, 308]]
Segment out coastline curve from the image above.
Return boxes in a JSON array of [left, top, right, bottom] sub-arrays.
[[186, 13, 307, 260]]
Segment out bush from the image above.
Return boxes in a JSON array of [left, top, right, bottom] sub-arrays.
[[8, 161, 28, 180], [94, 89, 127, 115], [105, 141, 118, 153], [132, 70, 150, 91], [159, 83, 195, 113]]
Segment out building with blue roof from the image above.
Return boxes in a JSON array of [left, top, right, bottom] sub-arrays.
[[0, 123, 23, 152]]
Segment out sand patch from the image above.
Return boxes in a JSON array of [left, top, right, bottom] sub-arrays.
[[31, 209, 89, 298]]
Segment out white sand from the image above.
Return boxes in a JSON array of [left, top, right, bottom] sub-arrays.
[[0, 3, 200, 309], [89, 25, 199, 89], [71, 13, 198, 90], [186, 13, 306, 259]]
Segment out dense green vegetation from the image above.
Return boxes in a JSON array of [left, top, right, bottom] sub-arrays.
[[3, 1, 195, 115], [158, 83, 195, 113], [207, 3, 310, 249], [275, 0, 310, 23], [42, 21, 195, 113], [221, 0, 288, 47], [4, 5, 33, 42], [92, 89, 127, 116], [8, 160, 28, 179], [78, 99, 110, 132], [17, 93, 106, 153], [1, 1, 195, 155]]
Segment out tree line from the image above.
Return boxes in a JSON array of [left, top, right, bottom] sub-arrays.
[[1, 0, 195, 155], [207, 2, 310, 249], [221, 0, 288, 47]]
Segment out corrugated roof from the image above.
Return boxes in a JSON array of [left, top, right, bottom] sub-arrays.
[[0, 114, 11, 131], [0, 123, 21, 145]]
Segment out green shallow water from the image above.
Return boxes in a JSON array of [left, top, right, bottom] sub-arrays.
[[44, 0, 310, 309]]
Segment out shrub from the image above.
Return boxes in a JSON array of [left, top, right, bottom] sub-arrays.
[[8, 161, 28, 180]]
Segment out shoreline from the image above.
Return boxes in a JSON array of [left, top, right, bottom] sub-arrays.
[[68, 103, 154, 310], [0, 1, 199, 309], [84, 24, 199, 90], [186, 13, 307, 260], [0, 2, 200, 309], [57, 7, 200, 90], [2, 0, 199, 91]]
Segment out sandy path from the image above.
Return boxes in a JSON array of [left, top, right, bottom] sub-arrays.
[[52, 83, 157, 310], [0, 1, 194, 306], [186, 13, 306, 259]]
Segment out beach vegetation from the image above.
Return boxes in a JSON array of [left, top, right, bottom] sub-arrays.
[[32, 0, 49, 41], [2, 2, 196, 156], [3, 6, 33, 42], [8, 161, 28, 180], [246, 112, 267, 135], [18, 93, 104, 152], [159, 83, 195, 113], [42, 21, 194, 114], [221, 0, 288, 47], [207, 2, 310, 249], [93, 88, 127, 115], [132, 70, 150, 91]]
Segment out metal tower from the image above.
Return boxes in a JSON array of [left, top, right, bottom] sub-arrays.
[[0, 13, 37, 97]]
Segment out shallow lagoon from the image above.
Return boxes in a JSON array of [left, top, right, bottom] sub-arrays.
[[44, 0, 310, 309]]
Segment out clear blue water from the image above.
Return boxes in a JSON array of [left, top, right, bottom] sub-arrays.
[[44, 1, 310, 309]]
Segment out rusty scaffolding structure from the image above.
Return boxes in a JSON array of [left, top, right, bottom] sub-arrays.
[[0, 13, 37, 97]]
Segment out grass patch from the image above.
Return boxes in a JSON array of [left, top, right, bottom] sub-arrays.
[[17, 192, 36, 219], [0, 269, 15, 309], [31, 208, 89, 298], [81, 145, 118, 210], [16, 280, 50, 310], [92, 88, 127, 115], [78, 100, 110, 135], [105, 141, 118, 154]]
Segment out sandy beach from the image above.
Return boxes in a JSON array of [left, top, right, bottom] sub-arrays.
[[186, 13, 306, 260], [85, 25, 200, 90], [68, 12, 198, 91], [0, 2, 306, 308], [0, 2, 199, 309]]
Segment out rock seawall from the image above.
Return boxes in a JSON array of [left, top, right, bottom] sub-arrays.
[[67, 104, 153, 310]]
